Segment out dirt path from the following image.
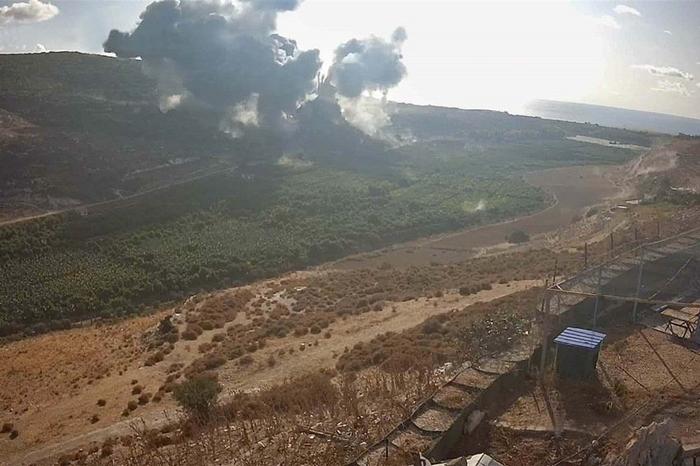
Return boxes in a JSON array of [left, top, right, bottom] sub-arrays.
[[0, 165, 237, 228], [220, 279, 540, 390], [331, 164, 625, 270], [8, 279, 539, 465]]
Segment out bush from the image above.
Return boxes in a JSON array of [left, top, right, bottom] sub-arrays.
[[1, 422, 13, 433], [90, 414, 100, 424], [96, 399, 107, 407], [506, 229, 530, 244], [239, 355, 254, 366], [132, 384, 143, 395], [145, 351, 164, 366], [100, 444, 113, 458], [173, 376, 222, 422]]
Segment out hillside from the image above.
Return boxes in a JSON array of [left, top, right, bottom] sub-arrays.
[[0, 52, 654, 337]]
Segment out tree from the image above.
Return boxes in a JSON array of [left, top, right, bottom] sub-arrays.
[[173, 376, 222, 422]]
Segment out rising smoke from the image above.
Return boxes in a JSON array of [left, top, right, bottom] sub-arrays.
[[104, 1, 408, 140], [328, 27, 408, 138], [104, 0, 321, 135]]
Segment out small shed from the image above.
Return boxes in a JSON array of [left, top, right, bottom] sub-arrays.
[[553, 327, 606, 380]]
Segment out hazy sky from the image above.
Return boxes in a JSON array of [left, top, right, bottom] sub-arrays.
[[1, 0, 699, 119]]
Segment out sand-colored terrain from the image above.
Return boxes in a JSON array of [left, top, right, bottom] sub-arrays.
[[0, 271, 541, 465]]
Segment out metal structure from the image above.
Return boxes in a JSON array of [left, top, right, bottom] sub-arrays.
[[543, 227, 700, 347]]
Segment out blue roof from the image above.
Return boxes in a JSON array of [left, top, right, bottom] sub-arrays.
[[554, 327, 606, 350]]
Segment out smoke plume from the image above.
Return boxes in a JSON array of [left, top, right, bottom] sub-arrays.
[[104, 0, 321, 134], [328, 27, 407, 138]]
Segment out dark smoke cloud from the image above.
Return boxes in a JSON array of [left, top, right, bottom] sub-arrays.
[[329, 27, 407, 98], [104, 0, 320, 131]]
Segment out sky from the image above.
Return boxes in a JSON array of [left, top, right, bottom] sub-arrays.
[[0, 0, 699, 119]]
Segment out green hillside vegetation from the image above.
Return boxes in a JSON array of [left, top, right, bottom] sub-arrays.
[[0, 52, 647, 336]]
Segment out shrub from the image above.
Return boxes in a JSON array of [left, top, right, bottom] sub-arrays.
[[100, 444, 113, 458], [96, 399, 107, 407], [239, 355, 254, 366], [1, 422, 13, 433], [198, 342, 214, 353], [9, 429, 18, 440], [127, 400, 138, 411], [422, 318, 442, 334], [506, 229, 530, 244], [173, 377, 222, 422], [90, 414, 100, 424], [145, 351, 164, 366], [132, 385, 143, 395], [138, 393, 151, 405]]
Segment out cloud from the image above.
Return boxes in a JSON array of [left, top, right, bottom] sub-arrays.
[[652, 80, 692, 96], [664, 30, 672, 35], [596, 15, 621, 29], [614, 5, 641, 16], [633, 64, 693, 81], [0, 0, 58, 25]]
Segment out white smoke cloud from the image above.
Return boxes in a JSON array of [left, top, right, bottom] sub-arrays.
[[159, 94, 185, 113], [633, 64, 693, 81], [220, 93, 260, 137], [0, 0, 58, 25], [329, 27, 407, 140], [337, 95, 392, 138], [613, 5, 641, 16]]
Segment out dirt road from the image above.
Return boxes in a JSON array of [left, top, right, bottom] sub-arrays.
[[332, 164, 625, 270]]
